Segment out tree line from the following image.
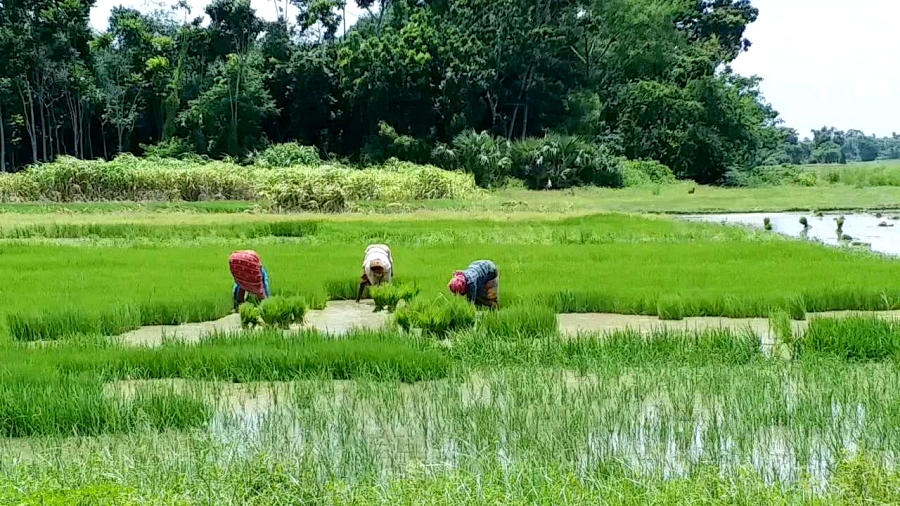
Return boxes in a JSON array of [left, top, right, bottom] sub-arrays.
[[0, 0, 892, 186]]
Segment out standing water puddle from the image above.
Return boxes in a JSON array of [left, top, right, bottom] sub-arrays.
[[119, 300, 389, 346], [683, 211, 900, 255]]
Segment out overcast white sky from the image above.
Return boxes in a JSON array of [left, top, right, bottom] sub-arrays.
[[90, 0, 900, 138]]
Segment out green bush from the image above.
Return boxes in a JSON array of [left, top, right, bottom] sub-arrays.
[[622, 159, 676, 187], [363, 122, 432, 165], [432, 130, 511, 188], [255, 142, 322, 168], [140, 138, 196, 159], [509, 134, 624, 190], [394, 295, 477, 337]]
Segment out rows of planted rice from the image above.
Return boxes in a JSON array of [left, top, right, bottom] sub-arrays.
[[4, 210, 900, 503], [3, 214, 900, 342]]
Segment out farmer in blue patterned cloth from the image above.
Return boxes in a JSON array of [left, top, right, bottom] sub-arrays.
[[447, 260, 499, 309]]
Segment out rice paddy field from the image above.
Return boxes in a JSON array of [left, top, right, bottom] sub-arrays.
[[6, 198, 900, 504]]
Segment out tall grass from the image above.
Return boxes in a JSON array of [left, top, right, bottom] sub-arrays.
[[0, 155, 479, 207]]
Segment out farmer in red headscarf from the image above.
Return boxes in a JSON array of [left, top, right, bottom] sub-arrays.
[[229, 250, 270, 309], [448, 260, 499, 309]]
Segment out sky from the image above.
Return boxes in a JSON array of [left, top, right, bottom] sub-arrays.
[[90, 0, 900, 138]]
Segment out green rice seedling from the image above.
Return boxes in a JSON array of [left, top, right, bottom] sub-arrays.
[[324, 279, 359, 300], [657, 295, 686, 321], [763, 217, 772, 230], [786, 295, 807, 321], [768, 309, 795, 359], [248, 220, 319, 238], [394, 295, 476, 337], [239, 303, 260, 328], [259, 297, 294, 328], [799, 316, 900, 361], [57, 329, 450, 383], [477, 304, 557, 337], [284, 296, 308, 325], [370, 284, 419, 313]]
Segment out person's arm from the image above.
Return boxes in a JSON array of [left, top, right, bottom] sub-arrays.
[[261, 267, 270, 298], [357, 272, 370, 302], [466, 274, 478, 303]]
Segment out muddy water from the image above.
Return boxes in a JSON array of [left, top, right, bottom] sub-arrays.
[[118, 300, 389, 346], [683, 211, 900, 255], [557, 310, 900, 357]]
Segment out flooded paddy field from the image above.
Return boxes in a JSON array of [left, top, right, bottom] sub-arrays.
[[3, 212, 900, 503]]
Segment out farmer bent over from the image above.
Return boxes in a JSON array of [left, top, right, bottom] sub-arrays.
[[448, 260, 499, 309], [229, 250, 270, 309], [357, 244, 394, 302]]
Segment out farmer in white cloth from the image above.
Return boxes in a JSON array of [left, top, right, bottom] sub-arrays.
[[356, 244, 394, 302]]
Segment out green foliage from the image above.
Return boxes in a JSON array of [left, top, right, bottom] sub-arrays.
[[363, 122, 432, 165], [509, 134, 624, 190], [394, 295, 477, 337], [622, 159, 677, 187], [254, 142, 322, 168], [0, 156, 478, 205], [180, 52, 277, 158], [140, 138, 196, 159], [433, 131, 511, 188], [370, 284, 419, 313]]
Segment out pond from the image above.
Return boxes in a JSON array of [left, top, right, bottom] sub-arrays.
[[683, 211, 900, 255]]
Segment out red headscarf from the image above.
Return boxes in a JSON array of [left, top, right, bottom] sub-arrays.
[[447, 271, 467, 295], [229, 250, 267, 298]]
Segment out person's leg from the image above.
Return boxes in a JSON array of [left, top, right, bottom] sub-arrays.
[[233, 285, 246, 310], [475, 276, 499, 309]]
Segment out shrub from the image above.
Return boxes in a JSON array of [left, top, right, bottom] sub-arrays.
[[394, 295, 476, 337], [509, 134, 624, 190], [432, 130, 511, 188], [255, 142, 322, 168], [363, 122, 431, 165], [622, 159, 676, 187], [140, 138, 196, 159]]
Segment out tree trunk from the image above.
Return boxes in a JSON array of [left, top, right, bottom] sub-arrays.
[[16, 80, 38, 164], [0, 99, 6, 172]]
